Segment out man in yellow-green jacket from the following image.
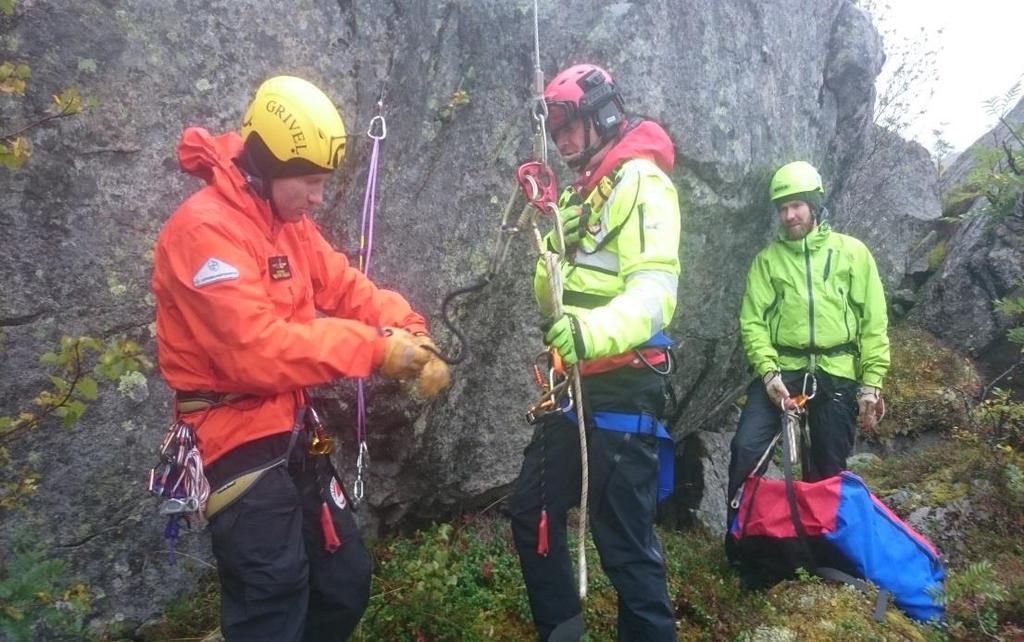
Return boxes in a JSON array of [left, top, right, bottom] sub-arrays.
[[507, 63, 680, 642], [726, 160, 890, 537]]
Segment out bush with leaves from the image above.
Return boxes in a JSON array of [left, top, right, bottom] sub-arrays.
[[0, 542, 91, 641], [0, 1, 91, 169], [0, 335, 151, 512]]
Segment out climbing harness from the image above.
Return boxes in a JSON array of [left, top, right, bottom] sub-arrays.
[[147, 420, 209, 564], [351, 83, 388, 505]]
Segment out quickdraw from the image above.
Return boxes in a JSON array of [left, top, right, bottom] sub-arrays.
[[352, 82, 388, 505], [147, 420, 209, 564]]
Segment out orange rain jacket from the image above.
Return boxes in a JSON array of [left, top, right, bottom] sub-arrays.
[[152, 127, 427, 465]]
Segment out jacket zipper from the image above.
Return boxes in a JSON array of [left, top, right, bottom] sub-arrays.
[[770, 292, 784, 345], [839, 286, 851, 342], [823, 248, 833, 281], [803, 239, 816, 351]]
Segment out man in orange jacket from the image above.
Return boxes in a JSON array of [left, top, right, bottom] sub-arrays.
[[152, 75, 450, 641]]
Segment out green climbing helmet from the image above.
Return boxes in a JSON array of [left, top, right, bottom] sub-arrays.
[[769, 161, 824, 210]]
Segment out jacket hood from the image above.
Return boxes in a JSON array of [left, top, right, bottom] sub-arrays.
[[178, 127, 266, 217], [577, 119, 676, 194]]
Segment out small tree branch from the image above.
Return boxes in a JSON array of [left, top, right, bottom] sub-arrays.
[[998, 116, 1024, 150], [1001, 141, 1022, 177], [980, 353, 1024, 401], [0, 100, 77, 141], [0, 340, 84, 444]]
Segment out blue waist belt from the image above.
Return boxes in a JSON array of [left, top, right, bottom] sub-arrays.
[[640, 330, 675, 350], [564, 409, 675, 502]]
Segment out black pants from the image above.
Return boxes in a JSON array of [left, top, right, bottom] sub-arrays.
[[206, 435, 371, 642], [508, 415, 676, 642], [727, 370, 859, 511]]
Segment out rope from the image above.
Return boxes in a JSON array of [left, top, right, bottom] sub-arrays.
[[529, 0, 588, 599], [353, 86, 388, 504]]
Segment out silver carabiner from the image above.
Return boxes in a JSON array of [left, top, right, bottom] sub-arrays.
[[353, 441, 369, 502], [801, 371, 818, 401], [159, 496, 199, 515], [367, 114, 387, 140]]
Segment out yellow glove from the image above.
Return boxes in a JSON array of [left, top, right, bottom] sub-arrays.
[[411, 332, 439, 354], [379, 328, 432, 380], [411, 357, 452, 401]]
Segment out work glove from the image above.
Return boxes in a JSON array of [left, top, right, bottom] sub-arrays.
[[378, 327, 432, 381], [543, 314, 588, 366], [411, 357, 452, 401], [857, 385, 884, 432], [763, 370, 795, 410], [407, 332, 452, 400], [411, 332, 439, 354], [546, 205, 590, 252]]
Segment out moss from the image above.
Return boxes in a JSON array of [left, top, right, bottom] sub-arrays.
[[137, 572, 219, 641], [874, 324, 981, 441], [925, 240, 948, 272]]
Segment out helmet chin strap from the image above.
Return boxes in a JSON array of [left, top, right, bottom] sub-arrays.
[[565, 119, 616, 172], [236, 152, 283, 218]]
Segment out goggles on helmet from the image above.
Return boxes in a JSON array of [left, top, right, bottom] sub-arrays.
[[545, 100, 578, 135]]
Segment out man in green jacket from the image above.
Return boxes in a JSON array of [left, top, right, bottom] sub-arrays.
[[727, 160, 889, 531], [507, 63, 679, 642]]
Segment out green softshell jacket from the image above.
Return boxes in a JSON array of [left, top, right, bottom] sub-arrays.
[[739, 222, 890, 388]]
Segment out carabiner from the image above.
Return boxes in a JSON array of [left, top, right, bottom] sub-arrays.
[[159, 496, 199, 515], [801, 371, 818, 401], [368, 114, 387, 140]]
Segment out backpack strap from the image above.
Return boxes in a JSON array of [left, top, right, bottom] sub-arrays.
[[815, 567, 890, 622]]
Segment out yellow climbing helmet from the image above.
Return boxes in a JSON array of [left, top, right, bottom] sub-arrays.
[[769, 161, 824, 210], [240, 76, 347, 178]]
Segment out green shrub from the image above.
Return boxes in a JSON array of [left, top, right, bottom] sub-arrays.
[[0, 543, 90, 641]]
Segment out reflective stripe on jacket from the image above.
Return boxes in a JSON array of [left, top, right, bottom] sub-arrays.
[[152, 127, 426, 465], [738, 222, 890, 388]]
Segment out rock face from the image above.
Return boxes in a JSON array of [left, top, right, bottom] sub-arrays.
[[0, 0, 932, 632], [910, 97, 1024, 384], [833, 127, 943, 291]]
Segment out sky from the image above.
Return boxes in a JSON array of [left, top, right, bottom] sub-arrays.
[[871, 0, 1024, 153]]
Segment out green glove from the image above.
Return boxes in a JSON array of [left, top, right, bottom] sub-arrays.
[[543, 314, 588, 365], [546, 205, 589, 252]]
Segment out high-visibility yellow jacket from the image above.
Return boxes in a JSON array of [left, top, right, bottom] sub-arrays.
[[534, 120, 680, 364]]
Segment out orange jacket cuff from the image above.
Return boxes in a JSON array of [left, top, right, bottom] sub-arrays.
[[403, 323, 429, 336]]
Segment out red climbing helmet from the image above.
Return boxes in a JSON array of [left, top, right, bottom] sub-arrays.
[[543, 63, 625, 138]]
